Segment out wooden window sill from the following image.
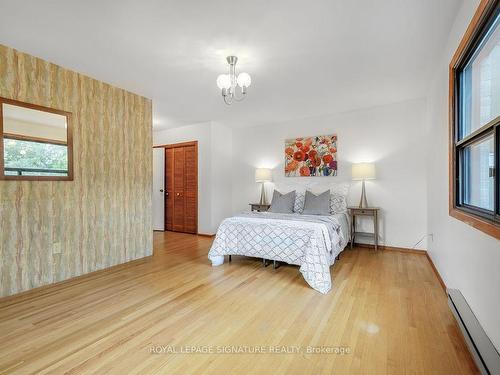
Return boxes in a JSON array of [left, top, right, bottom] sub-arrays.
[[449, 207, 500, 240]]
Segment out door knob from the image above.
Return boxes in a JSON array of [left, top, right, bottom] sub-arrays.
[[176, 193, 180, 196], [160, 189, 164, 192], [165, 192, 169, 196]]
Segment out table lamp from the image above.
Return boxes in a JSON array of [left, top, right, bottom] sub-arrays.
[[352, 163, 376, 208], [255, 168, 272, 205]]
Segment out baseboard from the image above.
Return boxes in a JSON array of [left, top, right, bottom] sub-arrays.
[[153, 230, 214, 237], [0, 255, 153, 303], [425, 252, 447, 292], [353, 242, 427, 254]]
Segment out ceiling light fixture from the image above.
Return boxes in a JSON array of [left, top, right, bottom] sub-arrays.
[[216, 56, 251, 105]]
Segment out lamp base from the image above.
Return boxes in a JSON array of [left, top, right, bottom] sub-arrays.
[[259, 182, 267, 205], [358, 180, 369, 208]]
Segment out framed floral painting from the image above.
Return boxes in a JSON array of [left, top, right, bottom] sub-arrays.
[[284, 135, 337, 177]]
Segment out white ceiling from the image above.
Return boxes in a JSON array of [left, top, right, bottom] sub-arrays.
[[0, 0, 462, 130]]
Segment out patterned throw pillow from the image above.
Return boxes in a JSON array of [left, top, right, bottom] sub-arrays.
[[330, 194, 347, 214], [294, 191, 305, 213]]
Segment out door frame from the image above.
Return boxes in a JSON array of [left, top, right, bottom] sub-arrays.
[[152, 147, 166, 231], [153, 141, 198, 234]]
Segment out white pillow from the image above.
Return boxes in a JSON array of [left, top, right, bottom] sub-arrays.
[[328, 182, 350, 197], [328, 183, 349, 214], [309, 182, 349, 196], [330, 194, 347, 214]]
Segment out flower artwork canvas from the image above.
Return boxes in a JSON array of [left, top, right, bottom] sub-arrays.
[[284, 135, 337, 177]]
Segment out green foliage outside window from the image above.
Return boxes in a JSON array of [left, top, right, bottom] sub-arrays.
[[3, 138, 68, 173]]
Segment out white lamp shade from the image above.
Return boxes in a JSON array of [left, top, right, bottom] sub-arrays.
[[237, 72, 251, 88], [352, 163, 376, 180], [255, 168, 272, 182], [216, 74, 231, 89]]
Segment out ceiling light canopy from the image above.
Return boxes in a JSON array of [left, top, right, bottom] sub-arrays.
[[216, 56, 251, 105]]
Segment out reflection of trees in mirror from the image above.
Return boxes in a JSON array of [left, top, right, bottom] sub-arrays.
[[3, 139, 68, 174]]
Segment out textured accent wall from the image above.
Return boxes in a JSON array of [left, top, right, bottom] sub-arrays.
[[0, 44, 153, 297]]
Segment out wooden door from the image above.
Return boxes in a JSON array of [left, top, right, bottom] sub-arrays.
[[172, 147, 185, 232], [183, 145, 197, 233], [163, 142, 197, 234], [164, 148, 174, 231]]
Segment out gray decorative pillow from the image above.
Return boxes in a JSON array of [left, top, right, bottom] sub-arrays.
[[302, 190, 331, 215], [269, 190, 296, 214], [330, 194, 347, 214], [293, 191, 305, 213]]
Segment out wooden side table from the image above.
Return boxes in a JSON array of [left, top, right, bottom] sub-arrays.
[[249, 203, 271, 212], [348, 207, 380, 250]]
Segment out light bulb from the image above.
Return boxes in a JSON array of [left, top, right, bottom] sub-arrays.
[[237, 72, 251, 88], [216, 74, 231, 90]]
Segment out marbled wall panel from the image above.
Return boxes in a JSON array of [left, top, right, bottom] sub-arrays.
[[0, 44, 153, 297]]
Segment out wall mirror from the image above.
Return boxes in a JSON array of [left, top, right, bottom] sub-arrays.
[[0, 97, 73, 180]]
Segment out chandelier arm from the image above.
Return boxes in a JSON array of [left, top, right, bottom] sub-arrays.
[[233, 92, 246, 102], [223, 95, 233, 106]]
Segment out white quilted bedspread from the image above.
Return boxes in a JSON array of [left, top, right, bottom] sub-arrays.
[[208, 212, 348, 294]]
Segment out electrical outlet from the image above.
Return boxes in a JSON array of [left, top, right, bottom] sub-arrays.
[[53, 242, 62, 254]]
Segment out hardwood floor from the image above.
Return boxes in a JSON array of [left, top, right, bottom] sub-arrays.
[[0, 231, 477, 374]]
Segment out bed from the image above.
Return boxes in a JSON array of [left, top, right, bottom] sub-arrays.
[[208, 211, 349, 294]]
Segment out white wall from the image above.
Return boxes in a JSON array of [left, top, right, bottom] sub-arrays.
[[154, 122, 212, 234], [153, 121, 233, 234], [231, 98, 429, 250], [210, 122, 233, 232], [426, 0, 500, 352]]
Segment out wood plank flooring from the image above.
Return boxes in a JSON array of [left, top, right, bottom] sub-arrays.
[[0, 231, 477, 374]]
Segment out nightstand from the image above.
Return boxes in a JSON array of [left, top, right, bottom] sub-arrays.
[[348, 207, 380, 250], [249, 203, 271, 212]]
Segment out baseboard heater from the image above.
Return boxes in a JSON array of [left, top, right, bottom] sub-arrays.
[[447, 289, 500, 375]]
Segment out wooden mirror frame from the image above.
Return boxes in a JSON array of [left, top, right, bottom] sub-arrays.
[[0, 97, 74, 181]]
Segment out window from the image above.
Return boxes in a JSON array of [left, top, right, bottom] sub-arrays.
[[450, 0, 500, 239]]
